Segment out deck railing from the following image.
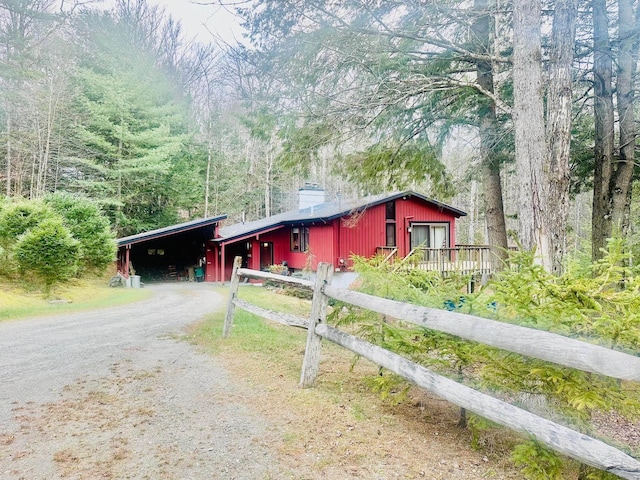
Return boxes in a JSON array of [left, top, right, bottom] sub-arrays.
[[376, 245, 495, 275]]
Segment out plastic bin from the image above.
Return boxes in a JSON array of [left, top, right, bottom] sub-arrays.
[[131, 275, 141, 288]]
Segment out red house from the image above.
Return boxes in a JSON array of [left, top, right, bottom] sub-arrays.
[[208, 189, 466, 282]]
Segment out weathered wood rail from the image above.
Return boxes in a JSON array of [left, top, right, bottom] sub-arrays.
[[223, 257, 640, 479]]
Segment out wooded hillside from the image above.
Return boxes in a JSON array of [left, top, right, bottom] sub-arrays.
[[0, 0, 639, 267]]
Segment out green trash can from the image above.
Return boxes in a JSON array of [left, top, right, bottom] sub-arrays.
[[194, 267, 204, 282]]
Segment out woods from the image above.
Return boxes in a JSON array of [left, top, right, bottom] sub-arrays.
[[0, 0, 638, 269], [0, 1, 639, 478], [223, 0, 640, 270]]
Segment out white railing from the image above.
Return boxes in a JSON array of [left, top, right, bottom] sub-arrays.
[[377, 245, 497, 275], [409, 245, 494, 275]]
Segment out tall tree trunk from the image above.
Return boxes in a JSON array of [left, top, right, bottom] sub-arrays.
[[115, 113, 124, 234], [513, 0, 576, 274], [513, 0, 547, 260], [264, 150, 272, 217], [611, 0, 638, 237], [205, 119, 212, 217], [544, 0, 577, 275], [591, 0, 638, 261], [5, 109, 11, 196], [37, 81, 57, 198], [591, 0, 615, 261], [473, 0, 509, 271]]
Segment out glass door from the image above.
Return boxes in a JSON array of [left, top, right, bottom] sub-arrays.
[[410, 224, 448, 261], [430, 226, 447, 249], [260, 242, 273, 270]]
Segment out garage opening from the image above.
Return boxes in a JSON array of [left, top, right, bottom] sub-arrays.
[[117, 216, 226, 283]]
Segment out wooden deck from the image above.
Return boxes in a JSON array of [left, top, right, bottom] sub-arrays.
[[376, 245, 496, 276]]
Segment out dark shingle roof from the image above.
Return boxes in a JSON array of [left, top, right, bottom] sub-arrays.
[[117, 215, 227, 247], [217, 191, 465, 243]]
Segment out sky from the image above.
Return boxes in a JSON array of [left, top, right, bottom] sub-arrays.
[[153, 1, 245, 43], [100, 0, 246, 44]]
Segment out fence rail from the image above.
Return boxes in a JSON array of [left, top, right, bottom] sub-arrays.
[[224, 257, 640, 479]]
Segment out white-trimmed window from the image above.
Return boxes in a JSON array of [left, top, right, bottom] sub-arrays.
[[410, 223, 449, 249]]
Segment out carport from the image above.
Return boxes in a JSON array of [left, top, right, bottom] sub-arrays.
[[116, 215, 226, 283]]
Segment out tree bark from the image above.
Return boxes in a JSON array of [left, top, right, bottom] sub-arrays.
[[513, 0, 576, 274], [513, 0, 547, 259], [591, 0, 615, 261], [544, 0, 577, 275], [591, 0, 639, 261], [5, 109, 11, 196], [473, 0, 509, 271], [611, 0, 637, 238], [205, 118, 212, 217]]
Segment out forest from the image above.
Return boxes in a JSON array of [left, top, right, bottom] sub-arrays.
[[0, 0, 638, 271], [2, 2, 640, 478]]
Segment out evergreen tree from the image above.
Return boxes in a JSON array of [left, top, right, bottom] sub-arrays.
[[68, 10, 197, 235], [44, 192, 115, 273], [15, 217, 79, 294]]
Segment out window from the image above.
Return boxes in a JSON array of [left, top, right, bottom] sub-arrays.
[[410, 223, 449, 261], [386, 223, 396, 247], [385, 201, 396, 220], [410, 224, 449, 249], [291, 227, 310, 252]]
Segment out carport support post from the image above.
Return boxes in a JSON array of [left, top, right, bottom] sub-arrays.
[[223, 256, 243, 338], [125, 245, 131, 277], [300, 262, 333, 388]]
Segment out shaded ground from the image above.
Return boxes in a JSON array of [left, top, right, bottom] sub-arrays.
[[0, 283, 522, 479]]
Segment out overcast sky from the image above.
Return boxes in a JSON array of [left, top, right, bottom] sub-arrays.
[[100, 0, 246, 43]]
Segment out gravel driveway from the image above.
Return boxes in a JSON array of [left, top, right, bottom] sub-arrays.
[[0, 283, 284, 479]]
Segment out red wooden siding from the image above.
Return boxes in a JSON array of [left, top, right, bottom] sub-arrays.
[[306, 223, 335, 269], [259, 223, 336, 270], [259, 229, 290, 266], [336, 197, 458, 265], [214, 194, 462, 280], [395, 196, 457, 254], [338, 203, 387, 266]]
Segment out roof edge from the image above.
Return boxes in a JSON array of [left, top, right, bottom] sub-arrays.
[[117, 215, 227, 247]]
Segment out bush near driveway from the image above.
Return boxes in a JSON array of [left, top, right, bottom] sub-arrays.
[[15, 218, 80, 294]]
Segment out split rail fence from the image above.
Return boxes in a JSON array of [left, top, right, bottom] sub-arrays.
[[223, 256, 640, 479]]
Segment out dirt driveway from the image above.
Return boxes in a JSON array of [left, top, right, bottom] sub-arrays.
[[0, 283, 284, 479]]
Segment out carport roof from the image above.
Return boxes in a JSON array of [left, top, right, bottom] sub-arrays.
[[117, 215, 227, 247], [217, 190, 466, 243]]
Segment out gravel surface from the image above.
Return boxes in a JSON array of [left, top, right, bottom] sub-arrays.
[[0, 283, 284, 479]]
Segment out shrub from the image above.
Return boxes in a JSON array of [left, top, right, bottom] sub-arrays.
[[0, 201, 53, 274], [44, 192, 116, 273], [340, 244, 640, 479], [14, 218, 80, 294], [0, 201, 52, 251]]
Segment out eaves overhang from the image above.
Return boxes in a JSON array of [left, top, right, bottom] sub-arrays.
[[117, 215, 228, 247]]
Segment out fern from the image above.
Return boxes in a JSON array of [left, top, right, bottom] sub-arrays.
[[511, 440, 564, 480]]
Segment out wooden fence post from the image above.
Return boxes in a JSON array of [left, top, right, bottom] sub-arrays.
[[223, 256, 243, 338], [299, 262, 333, 388]]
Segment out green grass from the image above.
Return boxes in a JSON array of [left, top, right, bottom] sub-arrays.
[[193, 285, 310, 374], [0, 277, 152, 321]]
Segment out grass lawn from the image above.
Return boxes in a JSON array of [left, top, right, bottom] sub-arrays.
[[193, 285, 314, 376], [0, 276, 152, 322]]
